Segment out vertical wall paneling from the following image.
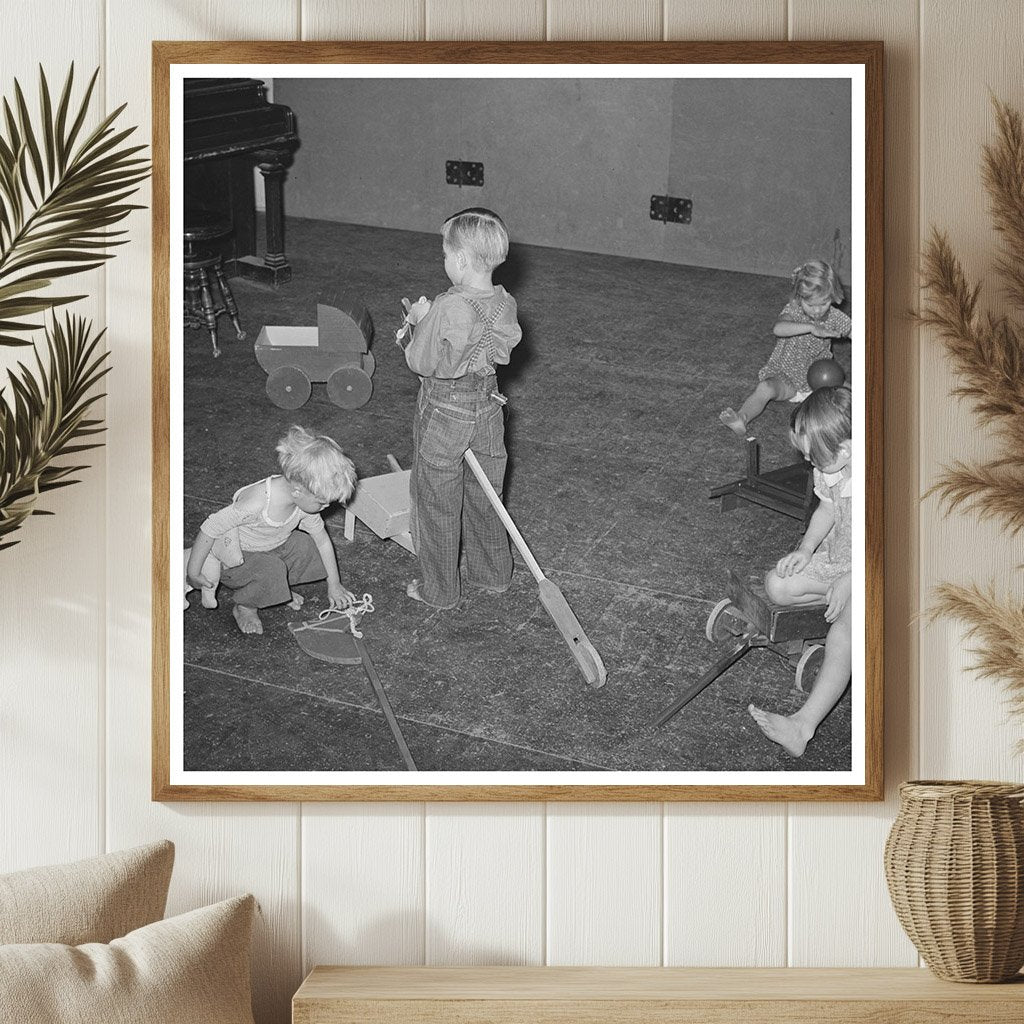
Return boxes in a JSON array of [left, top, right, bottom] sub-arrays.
[[546, 0, 662, 41], [425, 0, 544, 41], [301, 0, 425, 40], [424, 803, 545, 964], [918, 0, 1024, 778], [663, 0, 786, 40], [0, 0, 106, 876], [546, 803, 662, 964], [103, 5, 303, 1023], [786, 0, 921, 968], [664, 804, 787, 966], [303, 804, 426, 969]]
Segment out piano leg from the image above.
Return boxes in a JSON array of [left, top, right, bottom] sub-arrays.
[[234, 148, 291, 286]]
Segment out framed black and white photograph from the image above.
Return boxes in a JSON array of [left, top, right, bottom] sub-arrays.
[[153, 41, 883, 801]]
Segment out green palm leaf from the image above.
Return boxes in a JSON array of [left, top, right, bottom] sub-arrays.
[[0, 65, 149, 345], [0, 62, 148, 551], [0, 313, 110, 548]]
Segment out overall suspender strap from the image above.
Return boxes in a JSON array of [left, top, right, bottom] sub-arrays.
[[463, 295, 508, 375]]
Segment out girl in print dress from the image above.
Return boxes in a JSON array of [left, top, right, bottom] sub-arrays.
[[720, 259, 851, 437], [747, 387, 854, 757]]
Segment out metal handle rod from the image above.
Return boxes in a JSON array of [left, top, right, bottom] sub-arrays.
[[464, 449, 545, 584], [653, 640, 752, 728], [354, 637, 417, 771]]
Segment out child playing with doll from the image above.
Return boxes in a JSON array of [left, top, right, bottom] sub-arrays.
[[748, 386, 853, 757], [185, 425, 358, 636], [720, 259, 851, 437], [396, 207, 523, 609]]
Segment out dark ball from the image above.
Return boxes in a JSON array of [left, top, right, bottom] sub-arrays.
[[807, 358, 845, 390]]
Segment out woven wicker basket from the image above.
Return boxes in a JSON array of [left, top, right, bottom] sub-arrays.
[[884, 780, 1024, 982]]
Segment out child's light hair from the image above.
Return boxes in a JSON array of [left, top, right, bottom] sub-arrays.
[[791, 259, 844, 306], [276, 425, 356, 504], [791, 386, 852, 467], [442, 207, 509, 270]]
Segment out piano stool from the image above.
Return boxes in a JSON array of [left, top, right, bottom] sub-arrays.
[[183, 211, 246, 357]]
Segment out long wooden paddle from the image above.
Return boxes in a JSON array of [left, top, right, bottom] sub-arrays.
[[464, 449, 606, 689]]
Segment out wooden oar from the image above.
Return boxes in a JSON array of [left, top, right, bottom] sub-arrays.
[[464, 449, 606, 689]]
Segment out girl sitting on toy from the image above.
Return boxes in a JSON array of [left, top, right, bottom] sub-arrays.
[[185, 425, 358, 636], [748, 386, 853, 757], [720, 259, 851, 437]]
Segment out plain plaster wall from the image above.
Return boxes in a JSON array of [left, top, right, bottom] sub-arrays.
[[274, 76, 851, 277]]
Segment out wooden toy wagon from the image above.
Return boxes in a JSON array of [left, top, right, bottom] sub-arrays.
[[654, 569, 828, 727], [344, 455, 415, 554], [254, 291, 375, 410]]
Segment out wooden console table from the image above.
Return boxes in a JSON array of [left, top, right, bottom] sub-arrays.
[[293, 966, 1024, 1023]]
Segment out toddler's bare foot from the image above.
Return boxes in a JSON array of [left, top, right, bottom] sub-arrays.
[[287, 590, 305, 610], [232, 605, 264, 635], [748, 703, 814, 757], [719, 407, 748, 437]]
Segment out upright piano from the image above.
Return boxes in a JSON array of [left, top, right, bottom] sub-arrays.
[[183, 78, 299, 285]]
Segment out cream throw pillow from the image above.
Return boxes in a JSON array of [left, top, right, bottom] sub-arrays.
[[0, 893, 256, 1024], [0, 840, 174, 945]]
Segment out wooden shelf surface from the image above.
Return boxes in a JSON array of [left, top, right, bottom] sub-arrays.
[[293, 966, 1024, 1024]]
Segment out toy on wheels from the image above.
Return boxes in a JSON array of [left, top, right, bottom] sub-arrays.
[[254, 291, 375, 410], [653, 569, 827, 728]]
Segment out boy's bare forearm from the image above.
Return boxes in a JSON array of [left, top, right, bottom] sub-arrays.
[[187, 528, 216, 574], [314, 534, 342, 584]]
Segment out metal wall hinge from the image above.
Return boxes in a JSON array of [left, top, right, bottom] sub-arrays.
[[650, 194, 692, 224], [446, 161, 484, 187]]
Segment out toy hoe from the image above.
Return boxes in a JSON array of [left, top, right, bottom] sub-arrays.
[[464, 450, 607, 689]]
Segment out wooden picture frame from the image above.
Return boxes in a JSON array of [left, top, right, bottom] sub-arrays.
[[153, 41, 883, 801]]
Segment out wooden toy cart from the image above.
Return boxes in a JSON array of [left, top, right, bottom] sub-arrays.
[[654, 569, 828, 728], [254, 291, 375, 410]]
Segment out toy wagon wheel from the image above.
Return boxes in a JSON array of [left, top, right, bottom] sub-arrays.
[[327, 365, 373, 409], [266, 366, 311, 409], [705, 598, 743, 642], [794, 643, 825, 693], [361, 351, 375, 377]]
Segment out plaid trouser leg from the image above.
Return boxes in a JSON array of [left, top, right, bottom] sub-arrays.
[[462, 407, 513, 591], [411, 393, 472, 609], [220, 532, 325, 608]]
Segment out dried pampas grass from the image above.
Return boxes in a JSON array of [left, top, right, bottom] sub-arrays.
[[931, 584, 1024, 720], [920, 98, 1024, 724]]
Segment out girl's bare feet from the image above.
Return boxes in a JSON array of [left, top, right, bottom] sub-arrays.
[[748, 703, 814, 757], [719, 407, 748, 438], [287, 590, 305, 611], [232, 605, 264, 635]]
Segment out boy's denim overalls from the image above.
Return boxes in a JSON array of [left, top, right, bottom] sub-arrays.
[[409, 300, 513, 609]]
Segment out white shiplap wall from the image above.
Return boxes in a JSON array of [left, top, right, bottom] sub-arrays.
[[3, 2, 1023, 1022]]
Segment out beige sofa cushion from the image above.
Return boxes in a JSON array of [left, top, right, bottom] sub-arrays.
[[0, 893, 256, 1024], [0, 840, 174, 945]]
